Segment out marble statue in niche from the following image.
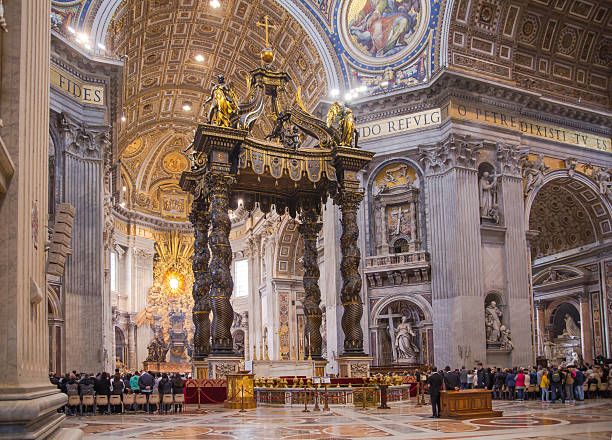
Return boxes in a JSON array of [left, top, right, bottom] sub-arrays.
[[499, 325, 513, 350], [395, 316, 419, 363], [485, 300, 512, 350], [561, 314, 581, 338], [479, 171, 500, 223], [376, 300, 423, 365], [485, 301, 502, 343]]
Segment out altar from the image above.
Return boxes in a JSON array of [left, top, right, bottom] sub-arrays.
[[252, 360, 318, 378]]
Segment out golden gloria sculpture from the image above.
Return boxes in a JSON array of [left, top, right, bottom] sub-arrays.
[[204, 74, 240, 128], [327, 101, 359, 148], [135, 231, 195, 355]]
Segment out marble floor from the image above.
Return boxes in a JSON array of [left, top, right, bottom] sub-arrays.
[[61, 399, 612, 439]]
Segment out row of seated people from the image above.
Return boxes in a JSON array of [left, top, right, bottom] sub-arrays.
[[56, 371, 186, 415], [65, 390, 185, 415]]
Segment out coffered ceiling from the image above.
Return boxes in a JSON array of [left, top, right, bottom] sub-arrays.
[[448, 0, 612, 109], [109, 0, 327, 220]]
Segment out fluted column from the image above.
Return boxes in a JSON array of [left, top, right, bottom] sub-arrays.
[[298, 204, 324, 359], [420, 135, 484, 368], [190, 196, 212, 360], [207, 172, 235, 355], [579, 293, 593, 364], [337, 190, 366, 354]]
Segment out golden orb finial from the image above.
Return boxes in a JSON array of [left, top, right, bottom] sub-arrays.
[[261, 47, 275, 64], [257, 15, 277, 65]]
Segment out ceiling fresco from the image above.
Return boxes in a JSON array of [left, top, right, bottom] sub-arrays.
[[51, 0, 441, 95], [50, 0, 611, 222]]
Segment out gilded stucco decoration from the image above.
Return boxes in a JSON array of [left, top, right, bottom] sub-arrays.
[[447, 0, 612, 108], [119, 131, 193, 220], [529, 178, 610, 259], [136, 231, 195, 362]]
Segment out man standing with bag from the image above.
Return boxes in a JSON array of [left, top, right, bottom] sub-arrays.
[[549, 365, 565, 403]]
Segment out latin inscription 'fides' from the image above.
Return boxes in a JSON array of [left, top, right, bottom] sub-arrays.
[[51, 65, 105, 106], [356, 100, 610, 154]]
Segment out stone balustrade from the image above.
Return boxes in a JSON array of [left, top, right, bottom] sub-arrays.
[[364, 251, 430, 287]]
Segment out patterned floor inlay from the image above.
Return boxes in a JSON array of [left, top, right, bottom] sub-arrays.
[[61, 399, 612, 439]]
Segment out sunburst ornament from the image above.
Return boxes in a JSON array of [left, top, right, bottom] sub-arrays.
[[163, 269, 185, 296], [154, 231, 194, 299]]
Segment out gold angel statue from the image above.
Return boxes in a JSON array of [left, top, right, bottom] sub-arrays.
[[327, 101, 359, 148], [204, 74, 239, 127]]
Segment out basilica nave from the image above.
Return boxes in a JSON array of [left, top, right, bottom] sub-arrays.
[[0, 0, 611, 439]]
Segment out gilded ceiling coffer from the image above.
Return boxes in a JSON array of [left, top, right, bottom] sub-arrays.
[[180, 41, 374, 361]]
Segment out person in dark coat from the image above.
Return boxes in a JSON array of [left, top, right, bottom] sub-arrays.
[[158, 374, 172, 413], [95, 372, 111, 414], [171, 374, 185, 413], [476, 363, 488, 389], [443, 366, 460, 391], [426, 367, 443, 418], [111, 374, 124, 413]]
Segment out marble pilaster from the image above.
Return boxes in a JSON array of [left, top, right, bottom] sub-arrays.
[[535, 302, 547, 357], [579, 293, 594, 364], [0, 1, 80, 437], [497, 143, 534, 366], [420, 134, 485, 368]]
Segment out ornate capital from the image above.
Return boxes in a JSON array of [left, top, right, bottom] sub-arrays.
[[133, 248, 154, 262], [334, 189, 364, 211], [419, 134, 481, 175], [578, 292, 590, 303], [58, 113, 107, 160], [496, 142, 523, 177], [534, 301, 547, 311]]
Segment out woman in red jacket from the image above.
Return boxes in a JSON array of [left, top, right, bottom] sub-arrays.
[[515, 370, 526, 401]]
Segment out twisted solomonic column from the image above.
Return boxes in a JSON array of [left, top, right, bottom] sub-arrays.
[[207, 172, 236, 354], [298, 206, 323, 360], [189, 196, 211, 361], [338, 190, 365, 354]]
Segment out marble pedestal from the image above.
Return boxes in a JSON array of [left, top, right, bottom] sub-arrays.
[[252, 360, 316, 378], [192, 361, 209, 379], [208, 356, 242, 380], [337, 356, 373, 378], [0, 388, 83, 440]]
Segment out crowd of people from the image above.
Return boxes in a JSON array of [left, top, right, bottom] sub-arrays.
[[49, 370, 186, 415], [424, 362, 611, 418]]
